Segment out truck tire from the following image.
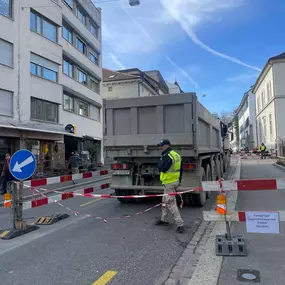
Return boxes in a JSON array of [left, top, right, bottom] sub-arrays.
[[115, 190, 134, 204], [192, 168, 207, 207], [206, 164, 212, 199]]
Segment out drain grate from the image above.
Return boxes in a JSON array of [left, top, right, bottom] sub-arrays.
[[237, 269, 260, 283]]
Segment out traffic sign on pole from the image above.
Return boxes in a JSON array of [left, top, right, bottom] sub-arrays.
[[9, 150, 36, 181]]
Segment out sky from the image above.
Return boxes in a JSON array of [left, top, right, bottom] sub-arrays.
[[94, 0, 285, 115]]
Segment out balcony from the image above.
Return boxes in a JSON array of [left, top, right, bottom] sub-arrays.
[[60, 74, 102, 106], [62, 40, 101, 80], [62, 4, 101, 53]]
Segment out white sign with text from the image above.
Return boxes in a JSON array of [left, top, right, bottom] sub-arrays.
[[246, 212, 280, 234]]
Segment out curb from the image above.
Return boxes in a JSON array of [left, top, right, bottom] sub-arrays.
[[273, 163, 285, 172], [161, 157, 241, 285], [0, 176, 111, 207], [188, 157, 241, 285]]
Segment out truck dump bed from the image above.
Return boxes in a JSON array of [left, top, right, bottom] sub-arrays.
[[104, 93, 221, 158]]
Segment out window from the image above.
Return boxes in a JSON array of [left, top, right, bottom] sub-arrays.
[[63, 94, 74, 112], [0, 38, 13, 66], [63, 25, 73, 44], [0, 0, 12, 17], [263, 116, 267, 140], [76, 6, 86, 25], [267, 81, 272, 100], [90, 22, 98, 38], [90, 78, 100, 93], [77, 100, 88, 117], [90, 105, 100, 121], [77, 69, 87, 85], [269, 114, 273, 137], [257, 97, 260, 113], [0, 89, 13, 116], [64, 0, 73, 9], [261, 90, 265, 109], [30, 11, 57, 43], [76, 37, 86, 54], [30, 62, 41, 76], [31, 97, 59, 123], [89, 52, 99, 65], [30, 62, 57, 82], [30, 53, 58, 82], [63, 60, 73, 77]]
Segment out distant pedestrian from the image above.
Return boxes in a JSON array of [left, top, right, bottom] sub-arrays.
[[260, 143, 266, 159], [0, 153, 13, 195], [155, 139, 185, 234], [68, 151, 82, 174]]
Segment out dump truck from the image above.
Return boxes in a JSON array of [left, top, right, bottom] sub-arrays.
[[103, 93, 230, 206]]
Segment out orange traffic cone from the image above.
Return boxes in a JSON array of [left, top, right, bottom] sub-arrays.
[[216, 193, 227, 214], [4, 193, 11, 208]]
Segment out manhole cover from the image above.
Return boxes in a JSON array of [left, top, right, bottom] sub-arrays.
[[242, 273, 257, 280], [237, 269, 260, 283]]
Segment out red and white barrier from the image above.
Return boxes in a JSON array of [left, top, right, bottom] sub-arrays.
[[23, 182, 110, 210], [202, 179, 285, 192], [204, 211, 285, 222], [23, 169, 110, 188]]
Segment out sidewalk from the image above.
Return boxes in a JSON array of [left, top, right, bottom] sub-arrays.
[[218, 159, 285, 285]]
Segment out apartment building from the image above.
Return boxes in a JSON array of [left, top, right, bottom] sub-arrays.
[[0, 0, 103, 169], [236, 87, 257, 150], [253, 52, 285, 155], [102, 68, 169, 99]]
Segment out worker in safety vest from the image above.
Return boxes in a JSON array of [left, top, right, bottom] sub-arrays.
[[155, 139, 185, 233], [260, 143, 266, 159]]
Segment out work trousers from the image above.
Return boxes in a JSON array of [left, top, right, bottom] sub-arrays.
[[161, 181, 184, 227], [72, 167, 79, 174]]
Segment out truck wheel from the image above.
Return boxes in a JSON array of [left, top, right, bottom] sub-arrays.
[[206, 164, 212, 199], [115, 190, 134, 204], [192, 168, 207, 207]]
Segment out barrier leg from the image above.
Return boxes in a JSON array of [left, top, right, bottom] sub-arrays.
[[215, 214, 247, 256]]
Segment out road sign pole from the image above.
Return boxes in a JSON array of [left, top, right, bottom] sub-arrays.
[[12, 182, 17, 230], [15, 181, 26, 231]]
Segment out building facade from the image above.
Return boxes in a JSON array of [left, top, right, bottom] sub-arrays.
[[236, 87, 257, 150], [102, 68, 169, 99], [0, 0, 103, 171], [253, 52, 285, 155]]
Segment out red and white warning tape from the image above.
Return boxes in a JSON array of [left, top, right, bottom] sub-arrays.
[[28, 184, 163, 223], [21, 182, 110, 210]]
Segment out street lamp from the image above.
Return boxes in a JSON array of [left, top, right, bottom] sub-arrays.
[[129, 0, 140, 6]]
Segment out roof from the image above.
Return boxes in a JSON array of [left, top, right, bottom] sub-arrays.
[[166, 81, 184, 94], [102, 68, 140, 82], [253, 52, 285, 93], [144, 70, 169, 94]]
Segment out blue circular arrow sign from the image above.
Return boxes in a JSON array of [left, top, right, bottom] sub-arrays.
[[9, 150, 37, 181]]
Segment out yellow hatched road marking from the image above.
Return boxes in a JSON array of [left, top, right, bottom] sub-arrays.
[[80, 198, 102, 207], [92, 271, 117, 285]]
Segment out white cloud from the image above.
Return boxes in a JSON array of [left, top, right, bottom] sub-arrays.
[[165, 56, 199, 88], [109, 53, 126, 69], [227, 72, 258, 82], [160, 0, 262, 71]]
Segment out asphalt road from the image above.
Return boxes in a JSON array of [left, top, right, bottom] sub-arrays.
[[218, 158, 285, 285], [0, 172, 221, 285]]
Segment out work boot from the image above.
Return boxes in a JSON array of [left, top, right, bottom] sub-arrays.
[[154, 220, 169, 226], [176, 226, 185, 233]]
